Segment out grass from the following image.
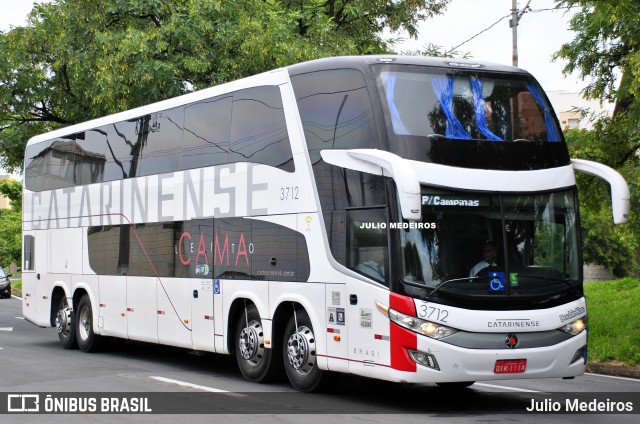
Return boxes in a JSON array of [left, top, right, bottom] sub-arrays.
[[10, 279, 21, 296], [584, 278, 640, 366]]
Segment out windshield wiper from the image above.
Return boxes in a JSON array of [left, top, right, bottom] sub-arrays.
[[421, 274, 582, 301], [425, 276, 484, 301]]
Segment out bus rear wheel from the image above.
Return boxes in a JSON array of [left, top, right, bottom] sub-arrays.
[[282, 309, 329, 392], [235, 304, 280, 382], [76, 294, 104, 352], [55, 296, 76, 349]]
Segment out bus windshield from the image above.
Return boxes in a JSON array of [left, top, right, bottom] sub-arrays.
[[377, 67, 560, 143], [400, 188, 580, 298]]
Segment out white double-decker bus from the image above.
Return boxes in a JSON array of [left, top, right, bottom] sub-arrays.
[[22, 56, 629, 391]]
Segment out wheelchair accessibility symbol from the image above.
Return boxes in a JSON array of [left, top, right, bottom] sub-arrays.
[[489, 272, 506, 292]]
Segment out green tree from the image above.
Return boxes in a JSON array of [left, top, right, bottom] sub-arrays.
[[555, 1, 640, 276], [0, 0, 450, 173], [0, 179, 22, 266], [0, 178, 22, 211], [565, 126, 639, 276]]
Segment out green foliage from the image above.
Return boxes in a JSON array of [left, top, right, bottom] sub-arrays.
[[557, 1, 640, 276], [0, 179, 22, 211], [0, 208, 22, 266], [584, 278, 640, 365], [0, 179, 22, 266], [555, 1, 640, 104], [0, 0, 450, 173], [565, 126, 639, 277]]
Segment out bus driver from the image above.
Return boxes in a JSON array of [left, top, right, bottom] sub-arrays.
[[470, 241, 498, 277]]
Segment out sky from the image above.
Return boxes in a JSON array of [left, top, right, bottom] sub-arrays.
[[393, 0, 584, 92]]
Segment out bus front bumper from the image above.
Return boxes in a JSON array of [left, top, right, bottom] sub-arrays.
[[394, 329, 587, 383]]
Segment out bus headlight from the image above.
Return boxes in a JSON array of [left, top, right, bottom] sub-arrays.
[[558, 316, 587, 336], [388, 308, 458, 339]]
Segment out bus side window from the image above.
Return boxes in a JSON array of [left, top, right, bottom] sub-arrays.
[[25, 140, 54, 192], [291, 69, 379, 158], [183, 96, 232, 170], [292, 69, 384, 212], [76, 130, 107, 185], [23, 235, 35, 271], [104, 121, 138, 180], [229, 86, 294, 172], [347, 208, 389, 285], [87, 226, 122, 275], [139, 106, 185, 176]]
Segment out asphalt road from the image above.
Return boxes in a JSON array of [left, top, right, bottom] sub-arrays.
[[1, 295, 638, 423]]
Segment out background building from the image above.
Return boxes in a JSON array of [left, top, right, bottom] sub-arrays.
[[546, 90, 614, 130], [0, 175, 14, 209]]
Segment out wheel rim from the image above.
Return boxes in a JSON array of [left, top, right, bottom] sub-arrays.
[[55, 300, 71, 337], [239, 320, 264, 366], [286, 325, 316, 375], [78, 305, 91, 342]]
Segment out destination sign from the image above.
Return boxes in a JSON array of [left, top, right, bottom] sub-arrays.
[[421, 195, 488, 207]]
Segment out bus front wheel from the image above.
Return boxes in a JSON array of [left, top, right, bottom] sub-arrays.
[[76, 294, 104, 352], [283, 308, 329, 392]]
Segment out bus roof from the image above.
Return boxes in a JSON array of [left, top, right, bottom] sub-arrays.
[[287, 55, 529, 76]]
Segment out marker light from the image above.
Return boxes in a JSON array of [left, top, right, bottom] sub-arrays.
[[558, 316, 587, 336], [388, 308, 458, 339], [571, 345, 587, 364], [375, 301, 389, 316]]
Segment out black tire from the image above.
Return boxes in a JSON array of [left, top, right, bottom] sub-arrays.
[[282, 308, 330, 392], [76, 294, 104, 352], [235, 304, 281, 382], [55, 296, 77, 349], [436, 381, 475, 389]]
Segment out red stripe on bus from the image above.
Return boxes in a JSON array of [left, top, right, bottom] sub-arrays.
[[389, 293, 417, 372], [390, 292, 416, 316]]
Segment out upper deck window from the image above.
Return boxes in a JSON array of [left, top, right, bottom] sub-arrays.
[[379, 69, 559, 143], [291, 69, 379, 159], [375, 65, 567, 170]]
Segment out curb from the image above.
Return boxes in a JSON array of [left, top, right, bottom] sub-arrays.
[[587, 362, 640, 380]]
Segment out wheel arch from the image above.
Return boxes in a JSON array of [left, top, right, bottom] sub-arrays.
[[72, 287, 90, 311], [49, 286, 67, 327]]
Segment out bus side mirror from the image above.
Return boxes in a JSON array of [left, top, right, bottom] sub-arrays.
[[571, 158, 630, 224], [321, 149, 421, 221]]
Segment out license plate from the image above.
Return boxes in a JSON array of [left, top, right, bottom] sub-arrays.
[[494, 359, 527, 374]]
